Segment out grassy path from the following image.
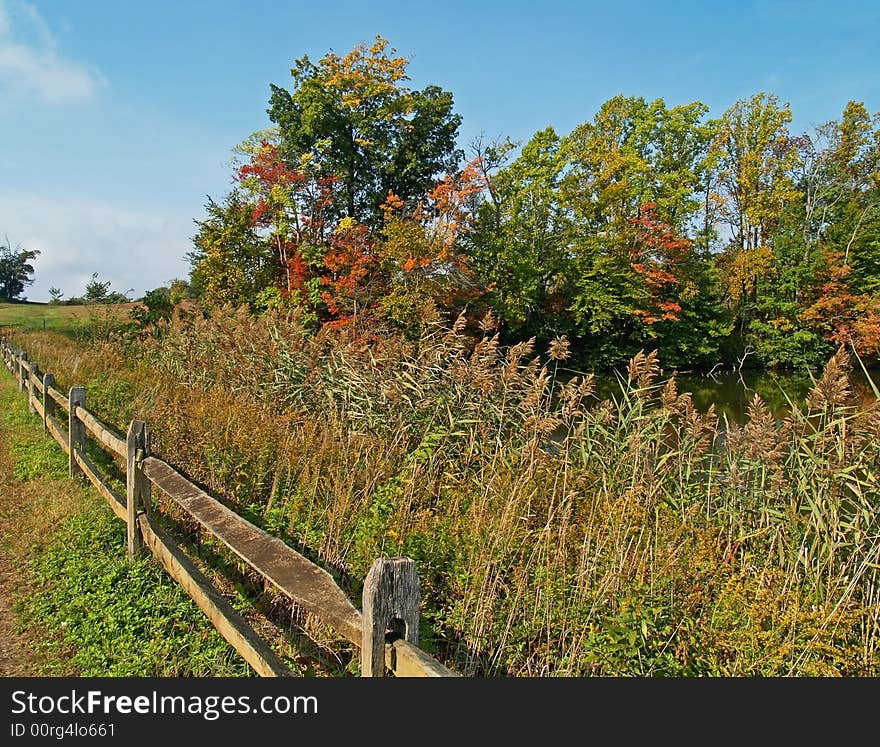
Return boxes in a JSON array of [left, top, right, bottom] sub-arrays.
[[0, 502, 37, 675], [0, 375, 81, 675], [0, 368, 251, 677]]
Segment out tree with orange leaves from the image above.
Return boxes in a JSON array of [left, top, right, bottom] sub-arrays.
[[235, 135, 383, 327], [628, 203, 693, 325], [376, 159, 486, 335], [223, 127, 483, 335], [801, 251, 880, 356]]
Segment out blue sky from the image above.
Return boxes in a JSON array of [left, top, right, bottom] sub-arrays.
[[1, 0, 877, 301]]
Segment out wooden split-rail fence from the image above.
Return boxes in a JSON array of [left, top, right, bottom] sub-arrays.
[[1, 339, 457, 678]]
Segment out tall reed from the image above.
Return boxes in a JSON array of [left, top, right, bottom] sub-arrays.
[[11, 307, 879, 675]]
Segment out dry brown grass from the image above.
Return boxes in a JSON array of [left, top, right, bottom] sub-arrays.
[[7, 308, 880, 676]]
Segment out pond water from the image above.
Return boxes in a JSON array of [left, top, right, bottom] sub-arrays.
[[586, 366, 880, 424]]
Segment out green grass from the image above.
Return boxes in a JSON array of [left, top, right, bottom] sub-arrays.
[[0, 368, 252, 676], [0, 301, 135, 338], [20, 510, 252, 676]]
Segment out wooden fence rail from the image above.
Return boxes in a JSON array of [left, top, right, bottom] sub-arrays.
[[0, 338, 457, 678]]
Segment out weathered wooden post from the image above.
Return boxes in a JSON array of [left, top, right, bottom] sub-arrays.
[[361, 557, 420, 677], [18, 352, 27, 393], [26, 363, 36, 414], [68, 387, 86, 479], [42, 373, 54, 431], [126, 420, 151, 561]]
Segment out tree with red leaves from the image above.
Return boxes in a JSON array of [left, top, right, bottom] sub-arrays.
[[628, 203, 692, 325]]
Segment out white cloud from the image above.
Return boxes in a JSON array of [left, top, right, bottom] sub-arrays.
[[0, 191, 194, 302], [0, 0, 105, 103]]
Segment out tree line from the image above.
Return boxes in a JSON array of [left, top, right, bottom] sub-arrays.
[[191, 37, 879, 369], [22, 37, 880, 371]]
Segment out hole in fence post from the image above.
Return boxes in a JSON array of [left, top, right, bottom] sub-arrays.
[[126, 420, 151, 561], [68, 387, 86, 479], [42, 374, 54, 431], [361, 557, 420, 677]]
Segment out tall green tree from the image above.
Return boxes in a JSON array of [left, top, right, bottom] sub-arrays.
[[818, 101, 880, 293], [712, 93, 802, 255], [469, 128, 574, 341], [707, 93, 803, 361], [795, 102, 880, 358], [0, 239, 39, 301], [741, 101, 880, 365], [560, 96, 713, 235], [558, 97, 718, 365], [268, 36, 462, 226], [188, 192, 278, 308]]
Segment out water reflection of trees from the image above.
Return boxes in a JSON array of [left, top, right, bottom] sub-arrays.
[[592, 368, 878, 424]]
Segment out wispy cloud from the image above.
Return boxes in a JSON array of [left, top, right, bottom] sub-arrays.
[[0, 0, 105, 103], [0, 191, 193, 302]]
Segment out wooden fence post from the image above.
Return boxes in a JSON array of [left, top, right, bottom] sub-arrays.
[[18, 352, 27, 393], [361, 557, 420, 677], [68, 387, 86, 479], [26, 363, 36, 414], [42, 373, 54, 431], [126, 420, 151, 561]]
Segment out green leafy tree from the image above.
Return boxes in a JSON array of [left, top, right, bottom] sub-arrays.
[[469, 128, 575, 341], [558, 97, 718, 365], [130, 286, 174, 329], [0, 239, 39, 301], [83, 273, 130, 304], [742, 101, 879, 366], [268, 36, 462, 225], [707, 93, 803, 361], [84, 272, 111, 303], [188, 192, 279, 308], [469, 99, 723, 366], [816, 102, 880, 294], [561, 96, 713, 236], [712, 93, 802, 255], [168, 278, 195, 305]]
